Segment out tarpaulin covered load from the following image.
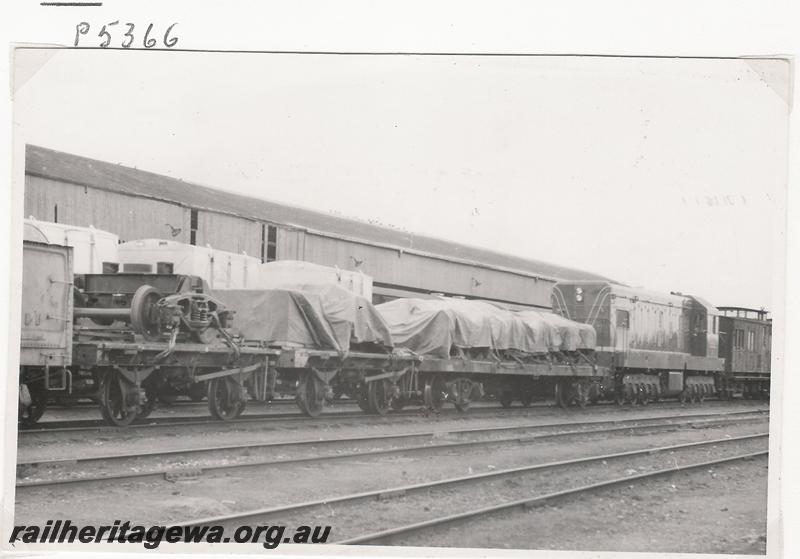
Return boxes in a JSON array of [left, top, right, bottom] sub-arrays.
[[296, 284, 393, 350], [208, 285, 393, 353], [517, 311, 597, 351], [376, 297, 596, 358]]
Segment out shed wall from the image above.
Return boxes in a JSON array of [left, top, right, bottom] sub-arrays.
[[25, 176, 555, 308], [300, 232, 554, 307], [25, 176, 191, 244], [195, 210, 262, 257]]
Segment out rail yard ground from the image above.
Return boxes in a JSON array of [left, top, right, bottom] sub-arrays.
[[14, 399, 769, 554]]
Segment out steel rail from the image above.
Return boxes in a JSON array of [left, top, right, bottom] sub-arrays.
[[17, 409, 769, 473], [336, 450, 768, 544], [170, 432, 767, 528], [18, 402, 538, 434], [19, 402, 769, 436], [17, 414, 768, 489], [47, 398, 356, 409]]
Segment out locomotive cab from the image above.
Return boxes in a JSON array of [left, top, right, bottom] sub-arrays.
[[686, 295, 720, 360]]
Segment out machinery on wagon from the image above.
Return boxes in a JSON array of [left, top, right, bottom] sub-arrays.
[[17, 230, 273, 425]]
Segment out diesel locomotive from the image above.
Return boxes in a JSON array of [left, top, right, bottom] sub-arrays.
[[551, 281, 770, 405]]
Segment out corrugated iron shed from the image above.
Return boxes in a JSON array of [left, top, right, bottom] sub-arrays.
[[25, 144, 612, 283]]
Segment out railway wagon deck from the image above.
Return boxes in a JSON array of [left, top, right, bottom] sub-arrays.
[[281, 347, 606, 416], [73, 334, 281, 425]]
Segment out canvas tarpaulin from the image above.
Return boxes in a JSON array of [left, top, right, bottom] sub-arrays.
[[517, 311, 597, 351], [292, 284, 393, 350], [376, 297, 596, 358], [208, 286, 393, 352]]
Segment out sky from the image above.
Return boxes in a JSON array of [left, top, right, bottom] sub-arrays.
[[12, 50, 789, 310]]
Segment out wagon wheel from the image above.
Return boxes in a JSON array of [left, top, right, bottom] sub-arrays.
[[295, 371, 324, 418], [679, 388, 690, 404], [130, 285, 163, 341], [99, 371, 138, 427], [18, 381, 47, 427], [519, 393, 534, 408], [615, 387, 626, 406], [690, 385, 700, 403], [423, 375, 445, 412], [208, 376, 247, 420], [367, 380, 393, 416], [499, 391, 514, 408]]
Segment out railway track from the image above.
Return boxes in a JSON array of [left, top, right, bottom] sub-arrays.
[[16, 409, 768, 489], [167, 433, 767, 533], [19, 408, 391, 434], [336, 450, 768, 545], [46, 398, 356, 410], [19, 399, 764, 436]]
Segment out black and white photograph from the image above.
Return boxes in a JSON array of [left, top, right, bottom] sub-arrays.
[[1, 5, 796, 558]]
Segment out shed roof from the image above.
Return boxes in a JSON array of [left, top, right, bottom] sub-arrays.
[[25, 144, 612, 282]]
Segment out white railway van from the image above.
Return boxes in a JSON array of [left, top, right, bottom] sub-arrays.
[[255, 260, 373, 299], [24, 217, 120, 274], [117, 238, 260, 289]]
